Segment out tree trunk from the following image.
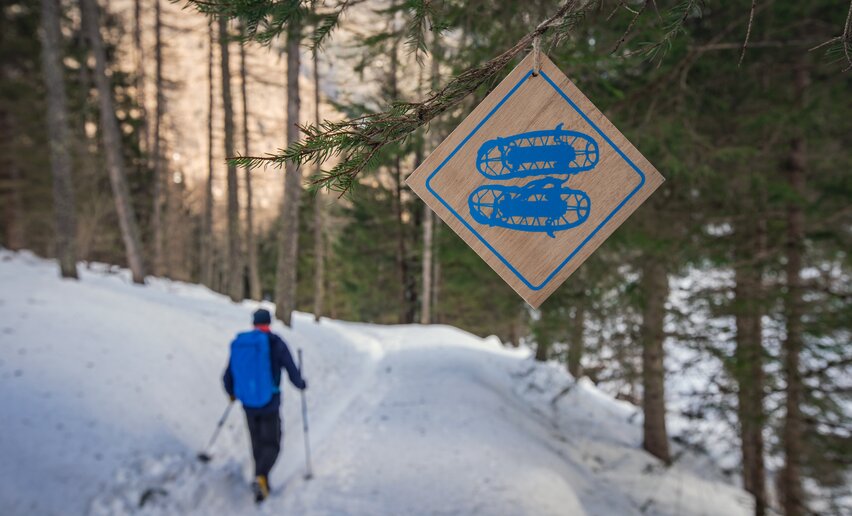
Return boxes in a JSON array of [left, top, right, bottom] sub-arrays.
[[80, 0, 146, 283], [133, 0, 147, 172], [240, 29, 261, 301], [780, 61, 808, 516], [274, 20, 301, 326], [733, 206, 767, 515], [421, 207, 433, 324], [641, 259, 670, 463], [420, 36, 440, 325], [40, 0, 78, 278], [201, 20, 215, 287], [388, 39, 414, 324], [0, 111, 25, 251], [432, 237, 441, 323], [567, 304, 584, 378], [218, 15, 242, 302], [534, 307, 551, 362], [311, 46, 325, 321], [151, 0, 166, 276]]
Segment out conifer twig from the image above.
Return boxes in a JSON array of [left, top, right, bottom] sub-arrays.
[[809, 0, 852, 71], [612, 0, 650, 54], [231, 0, 588, 194], [738, 0, 757, 67]]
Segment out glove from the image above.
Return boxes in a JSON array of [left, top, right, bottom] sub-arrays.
[[229, 394, 236, 402], [300, 379, 308, 391]]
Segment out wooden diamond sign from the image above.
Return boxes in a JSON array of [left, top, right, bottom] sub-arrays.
[[407, 53, 665, 308]]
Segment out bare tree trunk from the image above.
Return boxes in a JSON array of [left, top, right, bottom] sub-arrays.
[[274, 20, 301, 326], [388, 39, 414, 324], [151, 0, 166, 276], [133, 0, 147, 172], [80, 0, 146, 283], [640, 259, 670, 463], [420, 36, 440, 325], [0, 111, 25, 250], [534, 306, 551, 362], [218, 15, 242, 302], [567, 304, 584, 378], [420, 209, 433, 324], [534, 336, 549, 361], [734, 210, 767, 516], [780, 61, 808, 516], [239, 29, 262, 301], [311, 47, 325, 321], [432, 239, 441, 322], [40, 0, 78, 278], [201, 20, 215, 287]]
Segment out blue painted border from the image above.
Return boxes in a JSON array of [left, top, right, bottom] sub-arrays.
[[425, 69, 647, 291]]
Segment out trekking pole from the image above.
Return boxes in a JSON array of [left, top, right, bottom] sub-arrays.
[[297, 348, 314, 480], [197, 400, 234, 463]]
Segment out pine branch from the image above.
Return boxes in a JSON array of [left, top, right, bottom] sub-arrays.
[[186, 0, 367, 46], [611, 0, 650, 54], [232, 0, 590, 194], [623, 0, 702, 64], [809, 0, 852, 71]]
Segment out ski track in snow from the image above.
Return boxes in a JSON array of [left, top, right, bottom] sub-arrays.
[[0, 250, 753, 516]]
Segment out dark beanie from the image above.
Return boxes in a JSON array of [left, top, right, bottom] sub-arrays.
[[252, 309, 272, 326]]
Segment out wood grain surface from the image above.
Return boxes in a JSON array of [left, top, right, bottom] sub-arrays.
[[407, 53, 665, 308]]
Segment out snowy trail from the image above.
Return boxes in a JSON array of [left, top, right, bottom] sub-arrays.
[[0, 251, 753, 516], [276, 333, 589, 515]]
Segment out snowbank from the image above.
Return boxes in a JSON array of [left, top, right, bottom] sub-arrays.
[[0, 250, 751, 515]]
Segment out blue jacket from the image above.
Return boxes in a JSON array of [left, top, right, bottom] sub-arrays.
[[223, 329, 306, 414]]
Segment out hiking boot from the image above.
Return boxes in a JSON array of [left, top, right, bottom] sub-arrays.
[[252, 475, 270, 503]]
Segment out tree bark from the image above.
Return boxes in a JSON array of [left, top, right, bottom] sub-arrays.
[[240, 29, 262, 301], [641, 259, 670, 463], [201, 20, 215, 287], [0, 111, 25, 251], [80, 0, 146, 283], [312, 46, 325, 321], [567, 304, 584, 378], [432, 239, 441, 323], [218, 15, 242, 302], [420, 35, 440, 325], [274, 20, 302, 326], [534, 307, 551, 362], [733, 201, 767, 516], [133, 0, 147, 172], [388, 39, 415, 324], [40, 0, 78, 278], [780, 61, 808, 516], [151, 0, 166, 277]]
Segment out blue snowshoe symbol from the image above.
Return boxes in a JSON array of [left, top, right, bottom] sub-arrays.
[[468, 177, 591, 238], [476, 124, 599, 180]]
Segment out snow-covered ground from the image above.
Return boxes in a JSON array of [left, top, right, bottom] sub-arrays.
[[0, 250, 753, 515]]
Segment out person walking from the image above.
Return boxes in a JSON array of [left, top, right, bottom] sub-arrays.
[[223, 308, 307, 503]]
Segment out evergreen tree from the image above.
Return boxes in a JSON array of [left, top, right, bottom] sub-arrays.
[[39, 0, 79, 279], [79, 0, 146, 284], [311, 45, 326, 320], [201, 19, 216, 287], [274, 16, 302, 325], [218, 15, 243, 302]]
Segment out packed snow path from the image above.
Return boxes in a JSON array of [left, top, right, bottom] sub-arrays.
[[0, 251, 753, 515], [279, 328, 592, 515]]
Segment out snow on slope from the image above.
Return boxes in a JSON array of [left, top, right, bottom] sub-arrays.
[[0, 250, 753, 516]]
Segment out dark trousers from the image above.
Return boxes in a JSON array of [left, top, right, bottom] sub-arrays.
[[245, 411, 281, 477]]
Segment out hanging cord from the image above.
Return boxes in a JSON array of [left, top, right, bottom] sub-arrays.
[[532, 35, 542, 76]]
